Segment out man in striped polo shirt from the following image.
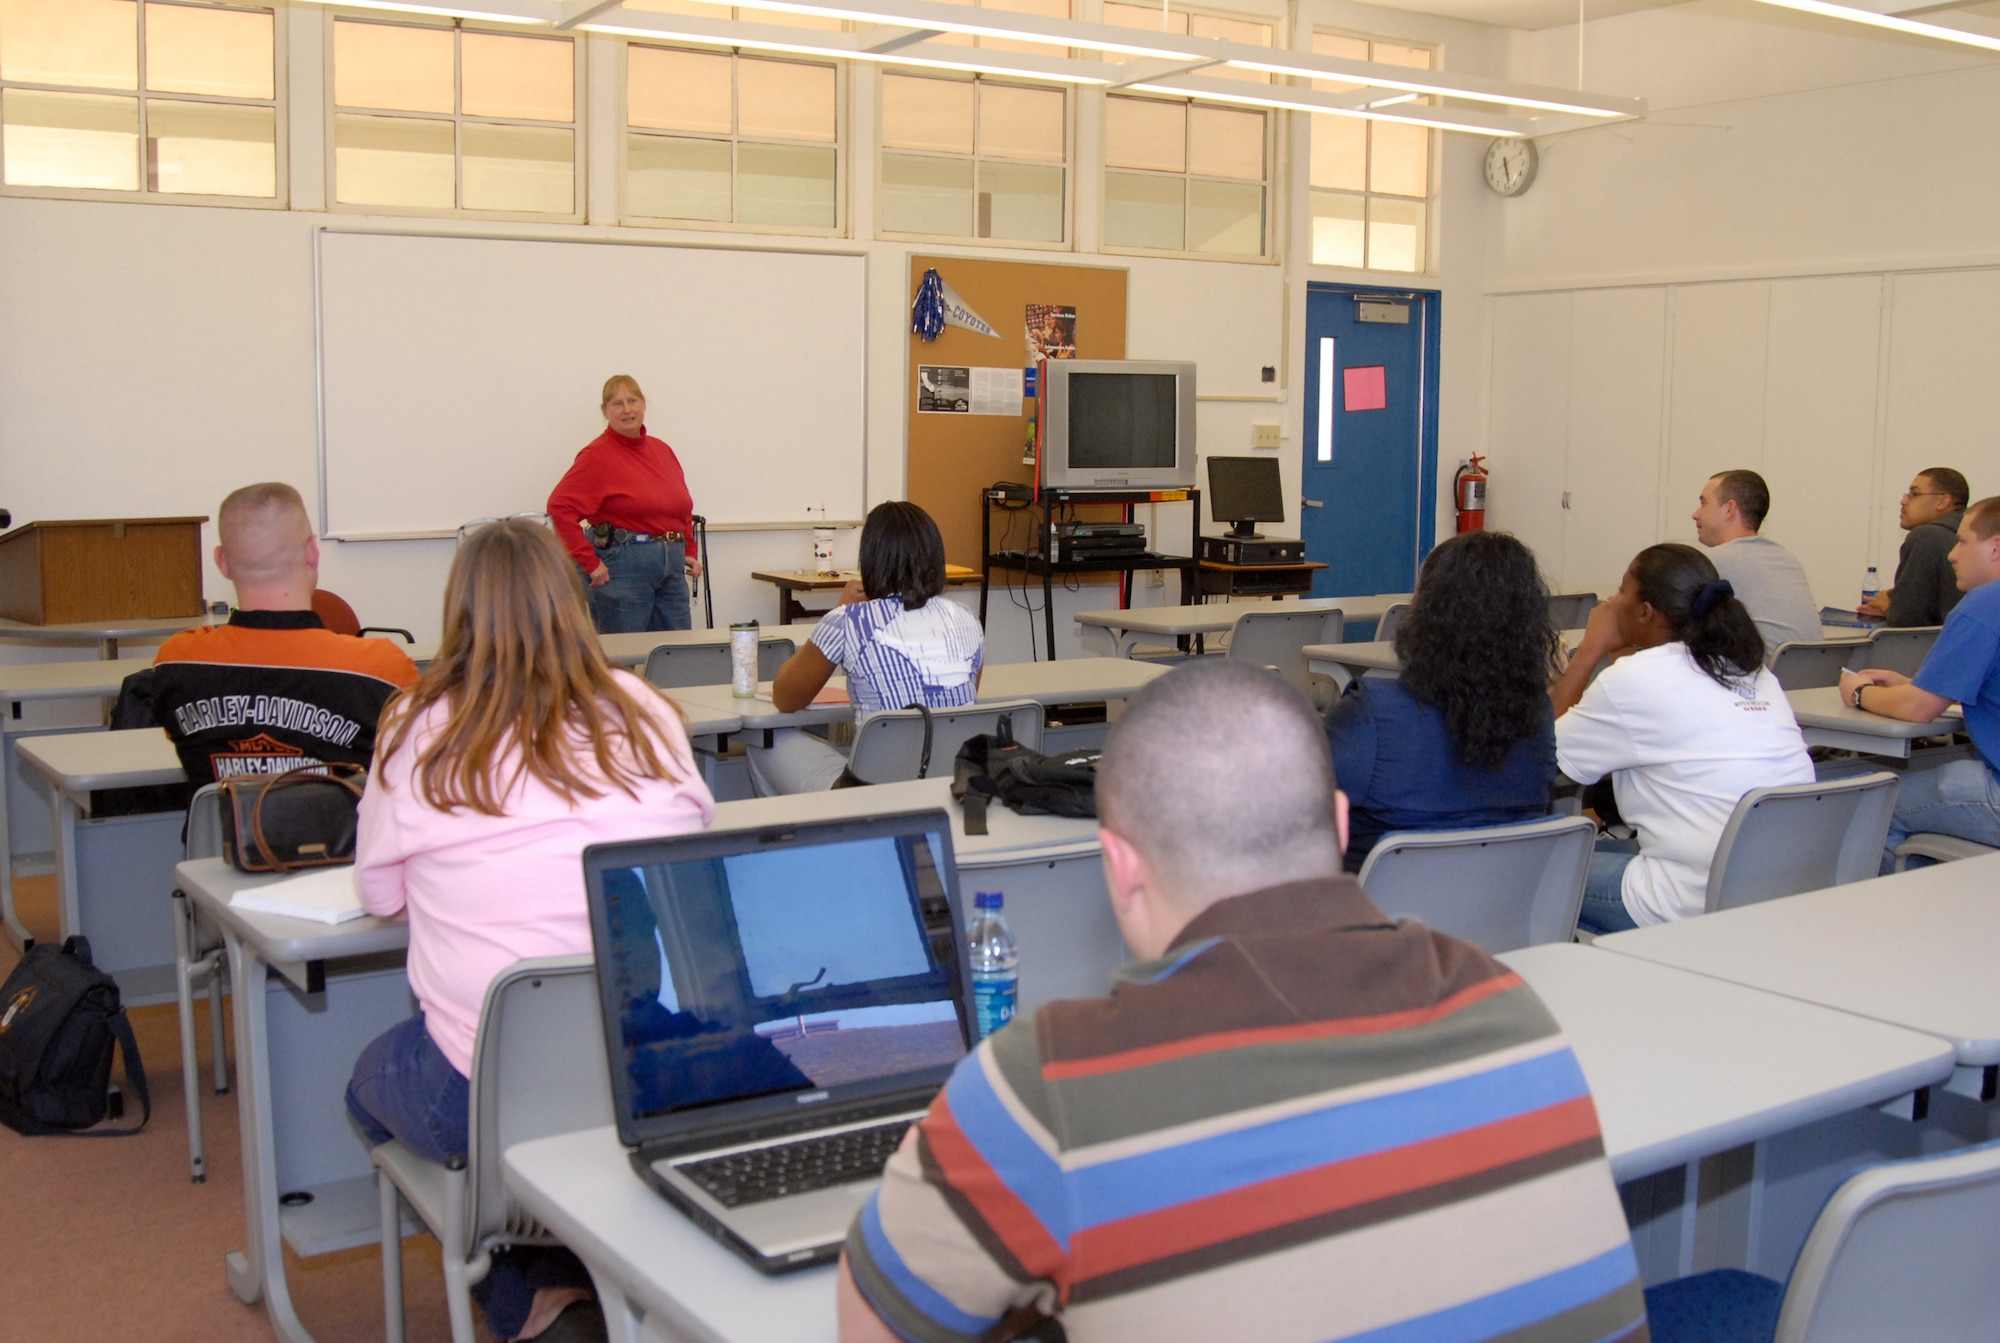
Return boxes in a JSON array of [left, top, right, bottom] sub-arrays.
[[840, 661, 1646, 1343]]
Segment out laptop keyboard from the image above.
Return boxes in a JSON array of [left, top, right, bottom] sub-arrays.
[[680, 1120, 915, 1208]]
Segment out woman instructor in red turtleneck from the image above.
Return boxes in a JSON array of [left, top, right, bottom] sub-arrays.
[[547, 374, 702, 632]]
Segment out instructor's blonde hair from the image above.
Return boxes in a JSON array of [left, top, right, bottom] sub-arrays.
[[601, 374, 645, 407], [376, 520, 684, 815]]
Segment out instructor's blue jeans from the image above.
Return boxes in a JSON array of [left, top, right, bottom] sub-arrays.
[[1880, 758, 2000, 874], [587, 538, 690, 634], [347, 1015, 591, 1340]]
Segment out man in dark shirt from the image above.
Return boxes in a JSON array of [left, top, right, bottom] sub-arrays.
[[1861, 468, 1969, 627], [125, 483, 417, 784]]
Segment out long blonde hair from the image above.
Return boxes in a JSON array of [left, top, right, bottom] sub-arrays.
[[376, 520, 683, 814]]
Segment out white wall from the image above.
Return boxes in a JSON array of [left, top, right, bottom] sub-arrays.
[[0, 6, 1520, 661], [1479, 0, 2000, 600]]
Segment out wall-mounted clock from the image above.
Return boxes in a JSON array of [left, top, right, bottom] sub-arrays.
[[1484, 136, 1539, 197]]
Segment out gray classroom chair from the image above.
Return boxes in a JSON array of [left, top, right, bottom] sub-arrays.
[[1643, 1137, 2000, 1343], [1223, 608, 1346, 711], [1354, 814, 1596, 953], [1374, 602, 1412, 644], [1545, 592, 1598, 629], [374, 955, 612, 1343], [1859, 625, 1942, 678], [1893, 833, 2000, 871], [172, 782, 228, 1183], [845, 700, 1044, 785], [641, 638, 795, 690], [1703, 772, 1899, 914], [1768, 640, 1861, 691]]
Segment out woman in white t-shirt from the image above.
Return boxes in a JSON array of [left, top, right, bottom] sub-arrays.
[[1553, 542, 1813, 934], [748, 501, 984, 794]]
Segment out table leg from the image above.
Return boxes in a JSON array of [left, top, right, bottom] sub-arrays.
[[0, 728, 26, 949], [1041, 564, 1056, 662], [50, 787, 81, 943], [222, 931, 322, 1343]]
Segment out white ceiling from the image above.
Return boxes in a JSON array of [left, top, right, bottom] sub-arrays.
[[1347, 0, 1683, 32]]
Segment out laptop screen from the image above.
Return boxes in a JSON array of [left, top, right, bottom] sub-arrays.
[[586, 812, 972, 1142]]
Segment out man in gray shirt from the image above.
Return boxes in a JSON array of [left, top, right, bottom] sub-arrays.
[[1859, 467, 1969, 627], [1692, 469, 1822, 654]]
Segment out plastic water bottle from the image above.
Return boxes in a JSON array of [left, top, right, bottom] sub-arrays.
[[967, 892, 1019, 1041], [1862, 565, 1881, 605]]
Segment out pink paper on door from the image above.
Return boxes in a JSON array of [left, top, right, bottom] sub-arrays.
[[1343, 365, 1387, 411]]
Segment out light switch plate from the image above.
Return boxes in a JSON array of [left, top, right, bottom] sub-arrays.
[[1252, 422, 1281, 449]]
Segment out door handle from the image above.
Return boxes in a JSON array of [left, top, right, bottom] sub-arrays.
[[1302, 498, 1324, 508]]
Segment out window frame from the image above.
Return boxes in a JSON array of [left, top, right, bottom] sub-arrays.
[[322, 10, 586, 224], [1098, 88, 1278, 265], [619, 38, 847, 239], [0, 0, 289, 209], [873, 68, 1072, 251], [1304, 28, 1438, 276]]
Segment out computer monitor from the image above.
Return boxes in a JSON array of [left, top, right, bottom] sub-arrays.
[[1206, 456, 1284, 539]]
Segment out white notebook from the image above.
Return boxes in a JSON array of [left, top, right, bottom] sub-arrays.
[[231, 865, 366, 925]]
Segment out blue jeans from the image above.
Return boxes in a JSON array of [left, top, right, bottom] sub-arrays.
[[347, 1016, 590, 1339], [587, 538, 690, 633], [1880, 758, 2000, 874], [1576, 836, 1640, 935]]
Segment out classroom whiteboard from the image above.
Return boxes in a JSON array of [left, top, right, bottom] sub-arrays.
[[315, 230, 867, 538]]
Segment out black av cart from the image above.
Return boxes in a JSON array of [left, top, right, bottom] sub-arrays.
[[978, 486, 1201, 661]]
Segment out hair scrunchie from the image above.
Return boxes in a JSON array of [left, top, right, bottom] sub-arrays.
[[1690, 578, 1735, 618]]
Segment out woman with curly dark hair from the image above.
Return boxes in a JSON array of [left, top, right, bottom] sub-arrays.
[[1324, 531, 1562, 871]]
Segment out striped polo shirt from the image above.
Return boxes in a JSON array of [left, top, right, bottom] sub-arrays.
[[847, 877, 1647, 1343], [810, 595, 984, 719]]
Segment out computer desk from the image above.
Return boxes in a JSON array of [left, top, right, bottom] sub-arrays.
[[0, 656, 152, 947], [505, 942, 1950, 1343], [1076, 594, 1410, 658]]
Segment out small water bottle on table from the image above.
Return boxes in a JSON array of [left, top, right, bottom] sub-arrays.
[[1861, 565, 1881, 621], [967, 892, 1019, 1041]]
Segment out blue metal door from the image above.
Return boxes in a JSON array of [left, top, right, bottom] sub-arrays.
[[1300, 284, 1440, 597]]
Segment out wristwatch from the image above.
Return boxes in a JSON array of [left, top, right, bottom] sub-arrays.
[[1852, 683, 1867, 710]]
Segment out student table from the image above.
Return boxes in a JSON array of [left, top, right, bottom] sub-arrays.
[[181, 858, 418, 1343], [1596, 853, 2000, 1069], [0, 611, 219, 659], [399, 623, 825, 671], [16, 727, 187, 1001], [751, 570, 980, 627], [1785, 685, 1963, 758], [0, 656, 151, 946], [505, 942, 1950, 1343], [1076, 594, 1410, 658]]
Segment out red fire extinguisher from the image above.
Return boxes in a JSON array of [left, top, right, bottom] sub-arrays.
[[1454, 455, 1489, 534]]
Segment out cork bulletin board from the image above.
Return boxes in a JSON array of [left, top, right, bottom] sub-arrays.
[[905, 256, 1128, 566]]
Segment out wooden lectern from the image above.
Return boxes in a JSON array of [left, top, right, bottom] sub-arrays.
[[0, 517, 208, 624]]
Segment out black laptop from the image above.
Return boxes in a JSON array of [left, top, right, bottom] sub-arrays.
[[582, 808, 974, 1274]]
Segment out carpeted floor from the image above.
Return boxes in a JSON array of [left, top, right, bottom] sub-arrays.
[[0, 876, 483, 1343]]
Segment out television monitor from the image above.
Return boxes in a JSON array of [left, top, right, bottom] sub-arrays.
[[1040, 360, 1197, 491], [1206, 456, 1285, 539]]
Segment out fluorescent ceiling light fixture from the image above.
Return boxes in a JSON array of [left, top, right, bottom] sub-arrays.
[[1129, 74, 1534, 136], [1223, 53, 1639, 117], [582, 11, 1117, 81], [1744, 0, 2000, 50], [296, 0, 557, 21]]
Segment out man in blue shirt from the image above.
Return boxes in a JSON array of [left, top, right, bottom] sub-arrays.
[[1841, 495, 2000, 869]]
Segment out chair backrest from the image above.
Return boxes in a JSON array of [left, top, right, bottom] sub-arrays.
[[465, 955, 612, 1254], [1704, 772, 1900, 914], [846, 700, 1045, 785], [1355, 814, 1596, 953], [1546, 592, 1598, 630], [1861, 625, 1942, 678], [312, 589, 363, 637], [1770, 640, 1866, 691], [1776, 1138, 2000, 1342], [1223, 609, 1346, 700], [185, 783, 226, 860], [1374, 602, 1412, 643], [641, 638, 795, 690]]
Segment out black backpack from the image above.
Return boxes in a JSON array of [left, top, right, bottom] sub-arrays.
[[0, 936, 151, 1136], [951, 729, 1100, 835]]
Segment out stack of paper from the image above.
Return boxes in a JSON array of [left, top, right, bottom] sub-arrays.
[[231, 865, 367, 925]]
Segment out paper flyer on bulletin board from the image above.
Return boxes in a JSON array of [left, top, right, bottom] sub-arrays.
[[918, 365, 1024, 415]]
